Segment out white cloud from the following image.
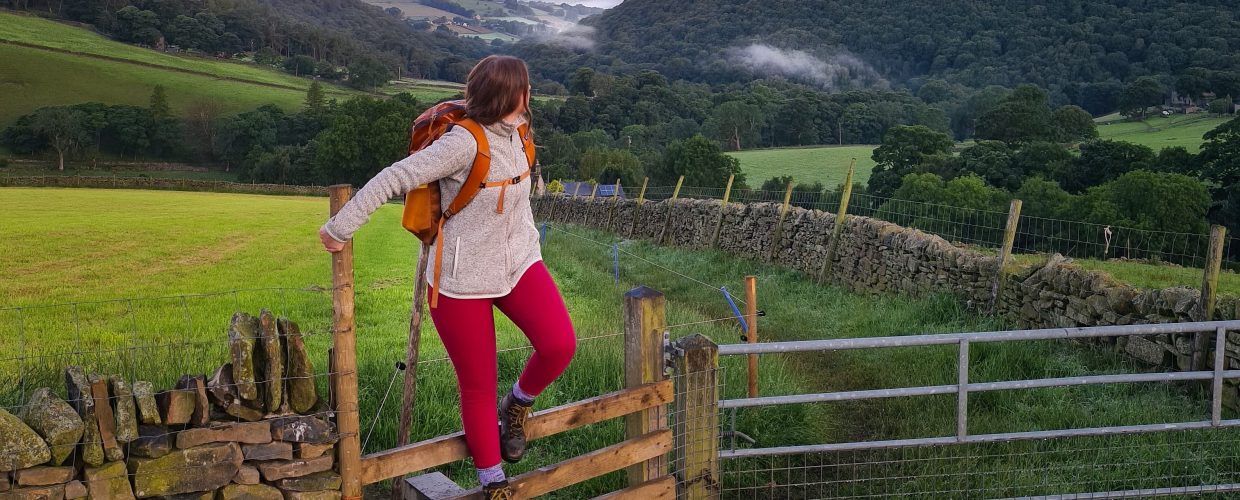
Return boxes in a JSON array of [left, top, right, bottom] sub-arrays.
[[726, 44, 887, 90], [528, 24, 596, 50]]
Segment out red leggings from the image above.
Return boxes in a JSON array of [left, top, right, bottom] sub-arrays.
[[429, 261, 577, 469]]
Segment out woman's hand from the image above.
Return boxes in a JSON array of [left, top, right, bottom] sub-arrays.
[[319, 227, 346, 253]]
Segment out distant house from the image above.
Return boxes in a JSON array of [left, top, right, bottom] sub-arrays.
[[560, 182, 626, 198]]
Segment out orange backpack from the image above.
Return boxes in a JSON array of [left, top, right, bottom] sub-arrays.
[[400, 100, 536, 306]]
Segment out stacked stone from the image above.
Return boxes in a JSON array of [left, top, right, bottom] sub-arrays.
[[0, 312, 337, 500]]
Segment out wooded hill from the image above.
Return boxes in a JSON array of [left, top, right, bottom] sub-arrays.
[[549, 0, 1240, 111]]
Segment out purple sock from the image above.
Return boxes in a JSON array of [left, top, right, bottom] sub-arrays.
[[478, 464, 506, 485], [512, 382, 536, 404]]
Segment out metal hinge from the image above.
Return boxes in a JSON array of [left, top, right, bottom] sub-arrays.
[[663, 330, 681, 377]]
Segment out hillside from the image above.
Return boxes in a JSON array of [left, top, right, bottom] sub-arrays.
[[1096, 113, 1232, 153], [574, 0, 1240, 107], [0, 13, 460, 127], [727, 145, 877, 188]]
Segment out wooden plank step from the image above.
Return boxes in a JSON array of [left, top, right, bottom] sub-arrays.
[[361, 380, 673, 485], [454, 429, 673, 499], [592, 475, 676, 500], [402, 472, 467, 500]]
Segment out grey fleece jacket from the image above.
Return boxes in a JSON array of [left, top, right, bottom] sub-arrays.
[[322, 118, 540, 299]]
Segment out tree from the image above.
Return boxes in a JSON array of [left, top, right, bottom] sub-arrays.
[[956, 141, 1018, 190], [113, 6, 161, 45], [1118, 77, 1164, 119], [1051, 105, 1097, 143], [348, 58, 393, 91], [1209, 97, 1234, 115], [1083, 170, 1210, 234], [704, 100, 764, 150], [578, 147, 643, 186], [1014, 177, 1072, 218], [653, 135, 744, 188], [284, 55, 317, 76], [32, 107, 89, 171], [868, 124, 954, 197], [305, 81, 326, 113], [1199, 116, 1240, 190], [975, 84, 1053, 143], [568, 67, 595, 96], [149, 85, 171, 119], [1057, 139, 1155, 192]]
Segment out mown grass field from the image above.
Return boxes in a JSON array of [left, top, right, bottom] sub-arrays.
[[4, 187, 1239, 496], [0, 162, 238, 180], [1096, 113, 1231, 153], [0, 12, 460, 127], [727, 145, 877, 189]]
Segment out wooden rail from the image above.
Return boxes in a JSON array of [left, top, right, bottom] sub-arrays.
[[457, 430, 673, 499], [593, 476, 677, 499], [359, 380, 674, 485]]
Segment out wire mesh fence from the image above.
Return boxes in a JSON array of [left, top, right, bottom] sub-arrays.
[[718, 429, 1240, 499]]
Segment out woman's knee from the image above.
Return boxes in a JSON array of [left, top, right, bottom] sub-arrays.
[[544, 324, 577, 365]]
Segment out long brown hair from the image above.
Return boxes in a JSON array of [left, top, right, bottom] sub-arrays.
[[464, 55, 530, 126]]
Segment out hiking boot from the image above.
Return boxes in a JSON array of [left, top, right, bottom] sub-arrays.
[[483, 479, 514, 500], [499, 392, 533, 463]]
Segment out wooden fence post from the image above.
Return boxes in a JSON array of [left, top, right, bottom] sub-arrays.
[[1193, 225, 1228, 370], [674, 334, 720, 500], [710, 174, 735, 249], [766, 181, 795, 262], [589, 182, 599, 200], [657, 176, 685, 245], [624, 287, 669, 486], [745, 276, 758, 398], [606, 178, 622, 232], [328, 185, 363, 500], [629, 177, 649, 238], [990, 199, 1023, 313], [818, 161, 856, 282]]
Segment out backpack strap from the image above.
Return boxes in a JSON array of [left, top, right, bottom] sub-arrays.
[[431, 118, 491, 308], [518, 122, 536, 168], [443, 118, 492, 218]]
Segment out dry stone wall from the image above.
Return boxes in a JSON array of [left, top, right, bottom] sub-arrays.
[[533, 195, 1240, 403], [0, 310, 340, 500]]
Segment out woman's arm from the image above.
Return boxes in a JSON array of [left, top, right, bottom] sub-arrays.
[[321, 126, 478, 245]]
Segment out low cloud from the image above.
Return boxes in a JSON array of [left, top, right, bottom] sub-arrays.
[[527, 24, 596, 51], [726, 44, 887, 90]]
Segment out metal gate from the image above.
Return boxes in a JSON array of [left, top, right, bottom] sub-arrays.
[[670, 320, 1240, 499]]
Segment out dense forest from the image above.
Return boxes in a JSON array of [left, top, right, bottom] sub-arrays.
[[1, 0, 494, 85], [514, 0, 1240, 112]]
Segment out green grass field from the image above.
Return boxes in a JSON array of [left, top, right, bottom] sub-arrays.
[[0, 162, 239, 180], [0, 12, 460, 127], [1096, 113, 1231, 153], [5, 187, 1240, 496], [727, 145, 877, 189]]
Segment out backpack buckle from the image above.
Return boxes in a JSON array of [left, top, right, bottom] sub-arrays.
[[511, 176, 522, 184]]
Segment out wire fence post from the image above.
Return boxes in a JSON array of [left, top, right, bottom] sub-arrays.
[[710, 174, 735, 249], [624, 287, 668, 486], [745, 276, 758, 398], [991, 199, 1022, 313], [818, 161, 856, 282], [393, 243, 430, 500], [1193, 225, 1227, 370], [328, 184, 363, 500], [673, 334, 720, 500], [629, 176, 649, 238], [767, 180, 795, 262], [657, 175, 685, 245]]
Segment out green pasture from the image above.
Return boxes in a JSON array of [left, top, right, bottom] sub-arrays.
[[3, 187, 1238, 496], [1096, 113, 1231, 153], [727, 145, 877, 189]]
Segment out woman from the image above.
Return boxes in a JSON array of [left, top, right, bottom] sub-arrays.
[[318, 55, 577, 499]]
